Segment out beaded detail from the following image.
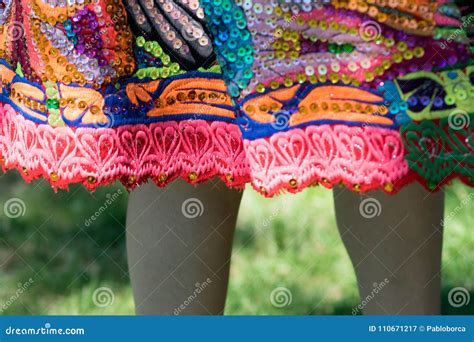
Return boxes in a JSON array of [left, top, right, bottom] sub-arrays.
[[0, 0, 17, 65], [22, 0, 136, 85], [123, 0, 214, 69], [396, 67, 474, 121], [201, 0, 254, 97], [202, 0, 474, 196], [0, 0, 247, 192], [205, 0, 471, 99], [1, 60, 235, 128], [0, 0, 473, 197]]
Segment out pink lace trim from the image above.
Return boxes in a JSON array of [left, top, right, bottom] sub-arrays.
[[0, 103, 446, 196], [244, 125, 413, 196], [0, 104, 250, 190]]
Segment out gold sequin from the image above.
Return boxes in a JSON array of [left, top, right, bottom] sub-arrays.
[[384, 182, 394, 192], [50, 172, 59, 182], [188, 172, 198, 181]]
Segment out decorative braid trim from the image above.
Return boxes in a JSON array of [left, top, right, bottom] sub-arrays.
[[244, 125, 414, 197], [0, 104, 250, 190]]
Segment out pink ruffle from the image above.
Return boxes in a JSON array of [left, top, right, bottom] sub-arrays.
[[0, 103, 441, 196], [244, 125, 413, 196], [0, 104, 250, 190]]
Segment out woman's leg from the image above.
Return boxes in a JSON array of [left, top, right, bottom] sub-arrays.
[[126, 178, 243, 315], [333, 183, 444, 315]]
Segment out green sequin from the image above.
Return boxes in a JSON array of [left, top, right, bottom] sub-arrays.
[[46, 99, 59, 109], [327, 42, 354, 54], [201, 0, 254, 99]]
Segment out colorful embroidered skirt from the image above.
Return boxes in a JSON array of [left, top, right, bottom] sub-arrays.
[[0, 0, 250, 190], [202, 0, 474, 196], [0, 0, 473, 197]]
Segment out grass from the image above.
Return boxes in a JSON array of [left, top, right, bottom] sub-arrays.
[[0, 171, 472, 315]]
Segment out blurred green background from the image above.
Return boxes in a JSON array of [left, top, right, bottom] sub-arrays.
[[0, 171, 472, 315]]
